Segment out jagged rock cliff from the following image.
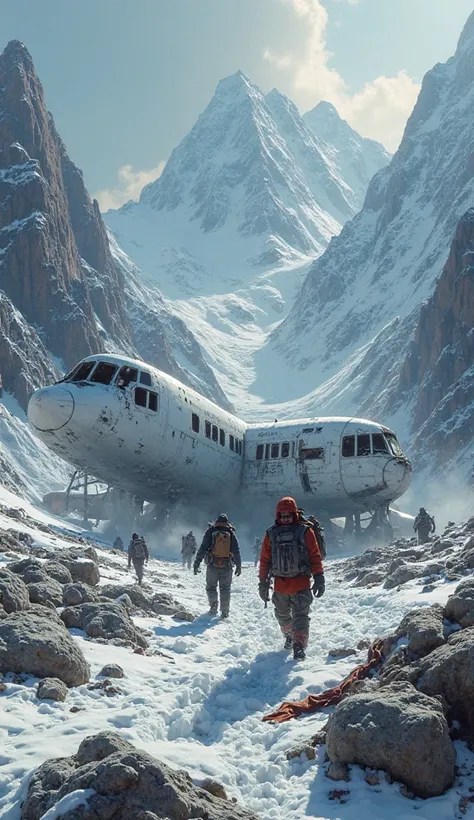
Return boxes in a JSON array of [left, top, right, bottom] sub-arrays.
[[0, 40, 230, 425], [398, 208, 474, 467], [271, 11, 474, 400]]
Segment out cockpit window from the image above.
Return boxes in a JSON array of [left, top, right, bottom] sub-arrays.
[[386, 433, 403, 456], [357, 434, 371, 457], [90, 362, 118, 385], [116, 366, 138, 388], [372, 433, 390, 455], [71, 361, 96, 382], [139, 371, 152, 386]]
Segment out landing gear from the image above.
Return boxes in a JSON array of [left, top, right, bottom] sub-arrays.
[[343, 505, 393, 546]]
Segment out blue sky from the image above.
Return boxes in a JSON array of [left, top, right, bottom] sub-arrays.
[[2, 0, 472, 208]]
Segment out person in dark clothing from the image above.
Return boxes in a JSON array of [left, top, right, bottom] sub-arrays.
[[259, 497, 325, 661], [181, 531, 197, 569], [113, 536, 124, 552], [194, 514, 241, 618], [128, 532, 149, 584], [413, 508, 435, 545]]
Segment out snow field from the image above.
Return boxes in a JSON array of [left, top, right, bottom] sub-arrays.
[[0, 488, 473, 818]]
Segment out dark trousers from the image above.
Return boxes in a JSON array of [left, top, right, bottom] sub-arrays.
[[132, 558, 145, 584], [206, 563, 233, 614]]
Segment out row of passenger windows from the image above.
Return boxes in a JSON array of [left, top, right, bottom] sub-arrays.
[[256, 442, 292, 460], [191, 413, 243, 454], [342, 433, 400, 458], [63, 360, 152, 389]]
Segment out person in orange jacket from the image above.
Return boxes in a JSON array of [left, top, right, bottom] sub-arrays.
[[258, 496, 325, 660]]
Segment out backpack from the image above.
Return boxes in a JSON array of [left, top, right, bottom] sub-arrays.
[[306, 516, 326, 559], [211, 529, 232, 560], [131, 537, 146, 560], [268, 524, 310, 578]]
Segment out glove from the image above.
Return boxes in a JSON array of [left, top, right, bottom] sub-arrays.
[[193, 565, 201, 575], [312, 574, 325, 598], [235, 566, 242, 577], [258, 581, 270, 602]]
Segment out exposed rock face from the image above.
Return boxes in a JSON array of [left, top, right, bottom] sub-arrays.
[[60, 602, 148, 648], [445, 578, 474, 627], [0, 567, 30, 612], [395, 605, 445, 658], [326, 681, 455, 798], [0, 42, 105, 373], [269, 11, 474, 444], [21, 731, 259, 820], [397, 208, 474, 467], [27, 578, 64, 608], [416, 628, 474, 738], [0, 39, 231, 422], [0, 609, 89, 686]]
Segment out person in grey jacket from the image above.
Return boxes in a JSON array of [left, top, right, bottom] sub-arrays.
[[194, 514, 241, 618]]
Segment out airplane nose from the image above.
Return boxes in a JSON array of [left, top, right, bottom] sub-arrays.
[[28, 386, 75, 432], [383, 457, 412, 497]]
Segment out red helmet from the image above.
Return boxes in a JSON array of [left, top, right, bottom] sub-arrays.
[[276, 496, 298, 523]]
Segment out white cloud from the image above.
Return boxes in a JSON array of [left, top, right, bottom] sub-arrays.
[[94, 161, 165, 211], [265, 0, 420, 151]]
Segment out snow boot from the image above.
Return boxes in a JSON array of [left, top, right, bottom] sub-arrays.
[[221, 611, 229, 619], [293, 642, 306, 661], [208, 605, 218, 616], [284, 634, 293, 650]]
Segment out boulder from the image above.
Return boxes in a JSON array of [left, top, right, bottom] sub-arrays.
[[43, 561, 73, 585], [0, 610, 89, 686], [395, 605, 445, 658], [99, 664, 124, 679], [61, 602, 148, 649], [445, 578, 474, 627], [20, 731, 258, 820], [63, 583, 99, 606], [37, 677, 68, 702], [0, 568, 30, 612], [151, 592, 184, 616], [326, 681, 455, 798], [100, 584, 152, 610], [353, 571, 385, 587], [416, 627, 474, 740], [7, 559, 48, 585], [56, 550, 100, 586], [28, 578, 64, 608], [384, 564, 420, 590]]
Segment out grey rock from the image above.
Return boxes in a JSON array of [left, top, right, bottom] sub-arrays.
[[327, 761, 350, 782], [99, 664, 124, 679], [445, 578, 474, 627], [37, 677, 68, 702], [326, 681, 455, 798], [63, 583, 99, 607], [354, 570, 385, 587], [0, 610, 89, 686], [28, 578, 64, 608], [384, 565, 420, 590], [20, 730, 259, 820], [100, 584, 152, 610], [0, 568, 30, 612], [56, 550, 100, 586], [395, 605, 445, 657], [61, 602, 148, 649], [7, 559, 48, 585], [416, 627, 474, 740], [151, 592, 183, 616], [43, 561, 73, 585]]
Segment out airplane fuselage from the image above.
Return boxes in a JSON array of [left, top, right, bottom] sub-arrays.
[[27, 354, 412, 518]]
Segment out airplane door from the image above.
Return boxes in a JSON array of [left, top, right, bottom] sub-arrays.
[[298, 429, 327, 494]]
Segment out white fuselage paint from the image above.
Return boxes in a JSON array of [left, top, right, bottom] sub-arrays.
[[28, 354, 412, 517]]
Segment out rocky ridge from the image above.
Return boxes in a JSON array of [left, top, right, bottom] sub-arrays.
[[269, 10, 474, 474], [0, 39, 231, 427]]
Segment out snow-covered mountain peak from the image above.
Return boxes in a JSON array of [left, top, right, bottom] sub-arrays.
[[456, 9, 474, 53]]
